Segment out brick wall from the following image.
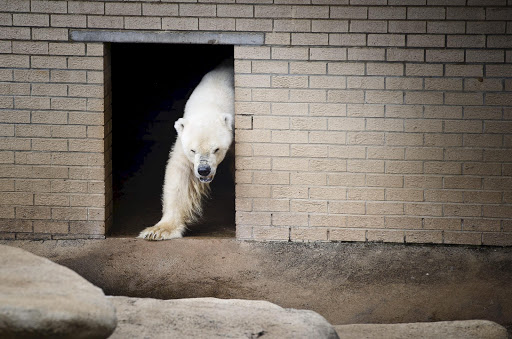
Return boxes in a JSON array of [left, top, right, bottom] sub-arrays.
[[1, 1, 511, 245]]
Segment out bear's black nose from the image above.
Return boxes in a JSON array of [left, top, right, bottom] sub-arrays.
[[198, 165, 211, 176]]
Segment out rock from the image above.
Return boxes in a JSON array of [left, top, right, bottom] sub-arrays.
[[0, 244, 117, 339], [108, 296, 339, 339], [334, 320, 508, 339]]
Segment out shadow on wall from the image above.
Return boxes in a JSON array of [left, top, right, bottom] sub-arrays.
[[110, 43, 235, 238]]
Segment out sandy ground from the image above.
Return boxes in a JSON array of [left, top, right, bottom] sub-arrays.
[[2, 238, 511, 333]]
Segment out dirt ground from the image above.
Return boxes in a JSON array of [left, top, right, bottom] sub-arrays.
[[2, 238, 511, 333]]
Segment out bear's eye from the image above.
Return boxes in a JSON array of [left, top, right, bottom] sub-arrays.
[[214, 148, 220, 154], [191, 149, 196, 154]]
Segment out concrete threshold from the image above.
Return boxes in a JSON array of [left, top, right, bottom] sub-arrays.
[[2, 238, 511, 332]]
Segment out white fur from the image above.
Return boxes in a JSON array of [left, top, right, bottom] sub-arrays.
[[139, 63, 234, 241]]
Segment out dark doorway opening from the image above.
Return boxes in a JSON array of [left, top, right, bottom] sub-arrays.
[[110, 43, 235, 238]]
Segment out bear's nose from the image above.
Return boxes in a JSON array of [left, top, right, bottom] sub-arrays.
[[198, 165, 211, 176]]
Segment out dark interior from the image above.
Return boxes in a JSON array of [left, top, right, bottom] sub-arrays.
[[110, 43, 235, 238]]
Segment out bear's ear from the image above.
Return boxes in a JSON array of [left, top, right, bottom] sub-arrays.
[[222, 113, 233, 131], [175, 118, 186, 135]]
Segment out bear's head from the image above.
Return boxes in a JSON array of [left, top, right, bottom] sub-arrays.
[[175, 114, 233, 183]]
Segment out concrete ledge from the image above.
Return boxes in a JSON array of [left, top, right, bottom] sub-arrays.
[[70, 30, 264, 45], [334, 320, 508, 339]]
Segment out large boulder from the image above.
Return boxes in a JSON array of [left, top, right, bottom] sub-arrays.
[[334, 320, 508, 339], [109, 296, 339, 339], [0, 244, 117, 339]]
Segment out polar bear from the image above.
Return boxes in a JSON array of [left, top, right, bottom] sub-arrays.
[[138, 62, 234, 240]]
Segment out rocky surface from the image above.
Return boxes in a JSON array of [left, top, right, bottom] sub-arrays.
[[0, 244, 117, 339], [334, 320, 509, 339], [108, 296, 339, 339]]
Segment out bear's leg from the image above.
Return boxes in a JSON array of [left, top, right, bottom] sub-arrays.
[[138, 143, 206, 241]]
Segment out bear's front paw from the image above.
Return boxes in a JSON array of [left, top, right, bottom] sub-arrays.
[[138, 223, 184, 241]]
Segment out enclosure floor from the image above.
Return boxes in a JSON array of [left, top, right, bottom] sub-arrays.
[[3, 238, 511, 333]]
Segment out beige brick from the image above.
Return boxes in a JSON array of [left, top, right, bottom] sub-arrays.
[[328, 146, 364, 159], [346, 215, 385, 229], [347, 104, 384, 117], [367, 230, 404, 243], [272, 75, 308, 88], [407, 35, 445, 48], [424, 162, 461, 175], [274, 19, 311, 32], [445, 204, 482, 217], [15, 97, 51, 110], [330, 6, 367, 19], [69, 1, 104, 15], [328, 90, 364, 103], [236, 157, 271, 170], [291, 117, 326, 130], [328, 118, 364, 131], [484, 206, 512, 218], [388, 21, 425, 34], [386, 161, 423, 174], [348, 48, 386, 61], [51, 15, 86, 28], [179, 4, 216, 17], [236, 19, 273, 32], [444, 177, 482, 190], [329, 201, 364, 214], [347, 76, 383, 89], [427, 21, 465, 34], [271, 47, 307, 60], [68, 57, 103, 70], [346, 131, 383, 145], [273, 103, 308, 116], [51, 98, 87, 111], [405, 176, 442, 189], [0, 27, 31, 40], [16, 206, 50, 219], [404, 203, 442, 217], [217, 4, 253, 17], [309, 214, 345, 228], [252, 61, 288, 74], [445, 120, 482, 134], [405, 231, 443, 244], [291, 33, 329, 46], [406, 63, 443, 76], [425, 189, 463, 204], [367, 147, 404, 160], [368, 34, 405, 47], [290, 89, 326, 103], [32, 28, 68, 41], [290, 61, 326, 75], [13, 13, 49, 27], [405, 92, 443, 105], [329, 33, 367, 46], [88, 16, 124, 29], [367, 202, 404, 215], [350, 20, 386, 33], [386, 132, 422, 146], [272, 186, 308, 199], [310, 103, 346, 117], [444, 232, 482, 246], [328, 62, 365, 75], [366, 91, 403, 104], [386, 188, 423, 202], [367, 174, 404, 188], [426, 49, 464, 62], [253, 198, 289, 212], [384, 216, 422, 229], [308, 131, 345, 145], [252, 226, 289, 241], [448, 35, 486, 48], [310, 48, 347, 61], [347, 159, 384, 173], [0, 83, 31, 96], [407, 7, 445, 20], [265, 32, 290, 45], [236, 130, 271, 143], [125, 17, 161, 30], [330, 228, 366, 242], [312, 20, 348, 33], [464, 219, 501, 232], [32, 0, 67, 13], [291, 200, 327, 213], [385, 105, 421, 119], [328, 173, 365, 187], [290, 172, 327, 186], [272, 213, 308, 226]]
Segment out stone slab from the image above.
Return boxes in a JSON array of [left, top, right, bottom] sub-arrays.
[[70, 30, 264, 45], [334, 320, 508, 339], [0, 244, 117, 339], [108, 296, 339, 339]]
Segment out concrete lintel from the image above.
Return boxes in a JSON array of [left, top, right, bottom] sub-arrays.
[[70, 30, 264, 45]]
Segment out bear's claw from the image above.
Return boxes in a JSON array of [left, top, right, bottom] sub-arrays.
[[138, 224, 184, 241]]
